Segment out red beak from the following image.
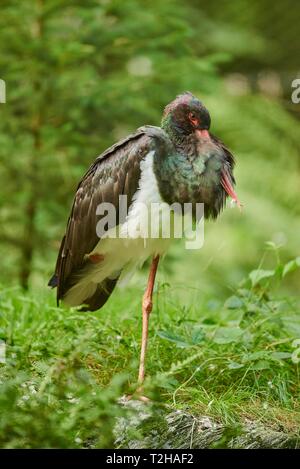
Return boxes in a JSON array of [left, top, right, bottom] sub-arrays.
[[221, 170, 242, 210], [195, 129, 210, 140]]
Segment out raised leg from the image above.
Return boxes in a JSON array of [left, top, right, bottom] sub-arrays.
[[138, 255, 160, 385]]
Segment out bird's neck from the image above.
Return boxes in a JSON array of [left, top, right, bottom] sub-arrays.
[[161, 114, 192, 152], [157, 116, 227, 218]]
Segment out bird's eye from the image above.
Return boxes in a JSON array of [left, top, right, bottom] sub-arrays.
[[188, 112, 199, 126]]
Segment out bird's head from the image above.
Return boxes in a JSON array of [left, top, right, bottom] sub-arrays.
[[162, 92, 211, 138]]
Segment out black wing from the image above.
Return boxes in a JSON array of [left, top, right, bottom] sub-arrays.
[[210, 133, 235, 178], [49, 126, 170, 309]]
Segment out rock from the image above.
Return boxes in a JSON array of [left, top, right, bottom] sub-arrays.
[[114, 399, 299, 449]]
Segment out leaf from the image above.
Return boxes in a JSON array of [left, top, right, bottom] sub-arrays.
[[270, 352, 291, 360], [213, 327, 244, 344], [282, 318, 300, 336], [227, 361, 244, 369], [242, 351, 269, 362], [157, 377, 180, 390], [282, 257, 300, 278], [249, 269, 275, 287], [202, 318, 217, 325], [224, 296, 244, 309], [237, 289, 252, 299], [156, 330, 191, 348], [190, 327, 204, 345], [32, 361, 50, 375], [206, 299, 221, 311], [265, 241, 279, 250], [249, 360, 271, 370], [242, 351, 291, 364], [246, 303, 261, 314], [220, 309, 244, 326]]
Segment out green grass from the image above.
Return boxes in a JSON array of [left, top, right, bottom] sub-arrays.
[[1, 250, 300, 448]]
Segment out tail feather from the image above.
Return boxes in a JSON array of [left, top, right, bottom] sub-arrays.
[[48, 274, 58, 288], [79, 277, 119, 312], [48, 270, 119, 312]]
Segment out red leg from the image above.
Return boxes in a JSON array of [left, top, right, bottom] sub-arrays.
[[138, 255, 160, 385]]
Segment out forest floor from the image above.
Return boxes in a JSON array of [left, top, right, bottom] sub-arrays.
[[0, 256, 300, 448]]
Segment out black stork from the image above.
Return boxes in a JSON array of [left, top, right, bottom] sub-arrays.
[[49, 92, 240, 386]]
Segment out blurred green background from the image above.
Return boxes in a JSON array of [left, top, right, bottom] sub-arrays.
[[0, 0, 299, 301]]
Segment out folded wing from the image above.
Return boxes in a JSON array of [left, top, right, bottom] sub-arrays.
[[49, 126, 170, 309]]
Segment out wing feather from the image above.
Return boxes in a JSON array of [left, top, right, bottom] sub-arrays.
[[50, 126, 170, 305]]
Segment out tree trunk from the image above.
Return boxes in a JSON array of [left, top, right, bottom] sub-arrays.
[[19, 1, 43, 289], [19, 193, 37, 289]]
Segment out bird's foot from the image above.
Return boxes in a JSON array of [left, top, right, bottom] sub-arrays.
[[124, 387, 151, 403], [125, 394, 150, 403]]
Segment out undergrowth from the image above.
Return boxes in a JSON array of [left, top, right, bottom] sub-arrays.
[[0, 245, 299, 448]]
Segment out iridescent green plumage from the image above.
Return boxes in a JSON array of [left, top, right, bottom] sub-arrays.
[[157, 93, 235, 218]]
